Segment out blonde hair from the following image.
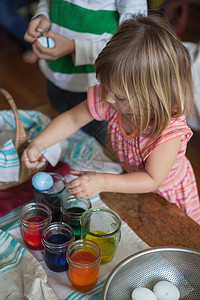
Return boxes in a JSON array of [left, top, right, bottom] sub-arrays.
[[95, 14, 193, 137]]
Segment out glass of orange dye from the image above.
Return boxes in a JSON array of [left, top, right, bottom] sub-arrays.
[[20, 202, 52, 250], [66, 239, 101, 291]]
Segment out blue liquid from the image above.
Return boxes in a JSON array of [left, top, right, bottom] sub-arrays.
[[44, 233, 71, 272]]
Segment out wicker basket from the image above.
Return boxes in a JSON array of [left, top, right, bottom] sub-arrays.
[[0, 88, 48, 190]]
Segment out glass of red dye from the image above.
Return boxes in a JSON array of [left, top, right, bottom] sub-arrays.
[[20, 202, 52, 250], [66, 239, 101, 291], [42, 222, 75, 272]]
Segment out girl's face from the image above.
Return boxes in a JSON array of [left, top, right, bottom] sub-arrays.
[[104, 90, 132, 115]]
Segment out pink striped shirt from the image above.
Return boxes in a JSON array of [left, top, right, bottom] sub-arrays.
[[88, 85, 200, 224]]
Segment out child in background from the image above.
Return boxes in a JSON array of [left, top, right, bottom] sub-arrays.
[[0, 0, 38, 63], [22, 14, 200, 224], [23, 0, 147, 145]]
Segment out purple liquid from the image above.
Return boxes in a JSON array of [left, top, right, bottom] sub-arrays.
[[45, 233, 71, 272]]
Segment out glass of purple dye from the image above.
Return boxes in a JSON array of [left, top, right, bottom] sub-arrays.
[[42, 222, 74, 272]]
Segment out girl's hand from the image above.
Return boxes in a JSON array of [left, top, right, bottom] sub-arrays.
[[66, 170, 105, 199], [24, 15, 50, 43], [21, 145, 46, 170], [32, 31, 75, 60]]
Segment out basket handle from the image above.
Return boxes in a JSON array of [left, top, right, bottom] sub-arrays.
[[0, 88, 29, 152]]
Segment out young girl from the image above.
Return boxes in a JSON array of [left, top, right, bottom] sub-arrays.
[[22, 14, 200, 224]]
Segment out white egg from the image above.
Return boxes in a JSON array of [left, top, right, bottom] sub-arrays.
[[132, 287, 157, 300], [153, 281, 180, 300], [37, 36, 55, 48]]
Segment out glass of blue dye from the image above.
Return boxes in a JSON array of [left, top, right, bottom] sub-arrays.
[[33, 173, 66, 222], [41, 222, 74, 272], [61, 194, 91, 240]]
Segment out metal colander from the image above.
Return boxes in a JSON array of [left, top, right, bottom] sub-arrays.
[[101, 247, 200, 299]]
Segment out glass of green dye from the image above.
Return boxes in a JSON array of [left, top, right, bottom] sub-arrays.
[[61, 194, 91, 240]]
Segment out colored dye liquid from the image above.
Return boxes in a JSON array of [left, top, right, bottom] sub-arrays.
[[84, 231, 116, 264], [47, 233, 70, 244], [63, 207, 86, 240], [69, 251, 99, 291], [45, 233, 71, 272], [67, 207, 85, 213], [22, 216, 46, 250], [43, 197, 61, 222]]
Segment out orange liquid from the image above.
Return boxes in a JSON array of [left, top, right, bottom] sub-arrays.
[[68, 250, 99, 291]]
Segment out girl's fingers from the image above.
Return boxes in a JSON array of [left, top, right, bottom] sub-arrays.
[[70, 170, 83, 176], [66, 177, 80, 189]]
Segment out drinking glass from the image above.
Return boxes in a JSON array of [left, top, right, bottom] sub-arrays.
[[42, 222, 74, 272], [67, 239, 101, 291], [80, 208, 121, 264], [20, 202, 52, 250], [61, 194, 91, 239], [33, 173, 66, 222]]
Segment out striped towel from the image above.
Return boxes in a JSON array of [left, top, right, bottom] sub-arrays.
[[0, 110, 62, 182], [0, 228, 57, 299]]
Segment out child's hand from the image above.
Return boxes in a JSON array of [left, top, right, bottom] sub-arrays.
[[32, 31, 75, 60], [21, 145, 46, 170], [66, 170, 105, 199], [24, 15, 50, 43]]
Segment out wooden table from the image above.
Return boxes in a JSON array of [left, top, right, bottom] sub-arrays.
[[100, 191, 200, 251]]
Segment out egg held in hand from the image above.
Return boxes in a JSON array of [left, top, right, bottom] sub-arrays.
[[131, 287, 157, 300], [153, 281, 180, 300], [37, 36, 55, 48]]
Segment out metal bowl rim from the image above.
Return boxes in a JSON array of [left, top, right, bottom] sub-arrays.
[[101, 246, 200, 299]]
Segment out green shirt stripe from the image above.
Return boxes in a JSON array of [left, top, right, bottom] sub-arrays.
[[47, 56, 95, 74], [49, 0, 119, 35], [48, 0, 119, 74]]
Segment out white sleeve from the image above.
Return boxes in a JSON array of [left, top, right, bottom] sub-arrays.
[[74, 0, 148, 66], [33, 0, 50, 19], [117, 0, 148, 23]]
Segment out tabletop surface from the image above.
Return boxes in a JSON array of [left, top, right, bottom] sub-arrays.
[[100, 191, 200, 251]]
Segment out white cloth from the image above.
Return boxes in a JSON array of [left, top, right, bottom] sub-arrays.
[[60, 130, 123, 174], [0, 110, 62, 182], [183, 42, 200, 131], [0, 229, 57, 300]]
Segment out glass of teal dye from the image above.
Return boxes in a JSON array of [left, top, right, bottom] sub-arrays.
[[42, 222, 74, 272], [33, 173, 66, 222], [61, 194, 91, 240]]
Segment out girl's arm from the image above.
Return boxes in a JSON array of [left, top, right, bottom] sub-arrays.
[[67, 136, 181, 198], [21, 100, 93, 169]]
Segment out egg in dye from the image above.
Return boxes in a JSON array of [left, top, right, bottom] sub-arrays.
[[32, 172, 54, 191]]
